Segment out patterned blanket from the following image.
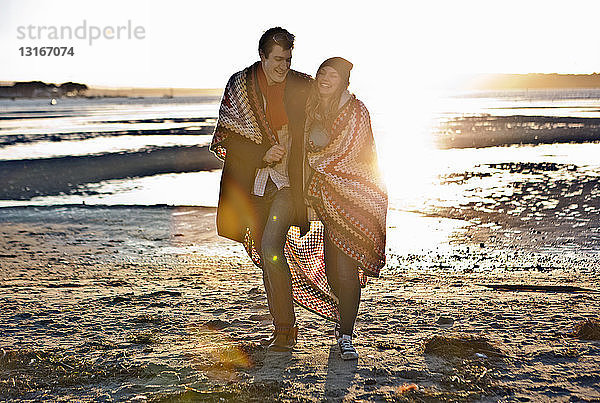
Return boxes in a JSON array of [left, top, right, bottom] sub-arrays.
[[285, 95, 388, 322], [305, 95, 388, 280], [211, 66, 386, 323], [211, 61, 279, 161]]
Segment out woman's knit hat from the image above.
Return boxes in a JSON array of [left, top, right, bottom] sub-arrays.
[[318, 57, 353, 87]]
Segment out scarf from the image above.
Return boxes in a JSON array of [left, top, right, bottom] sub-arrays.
[[257, 64, 288, 137]]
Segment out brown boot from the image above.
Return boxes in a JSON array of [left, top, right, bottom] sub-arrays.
[[259, 331, 276, 347], [267, 326, 298, 352]]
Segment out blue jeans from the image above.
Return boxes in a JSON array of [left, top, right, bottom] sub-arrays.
[[255, 179, 295, 328]]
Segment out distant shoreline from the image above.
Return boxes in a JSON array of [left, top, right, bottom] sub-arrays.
[[464, 73, 600, 90], [5, 73, 600, 98], [0, 80, 223, 99], [84, 87, 223, 98]]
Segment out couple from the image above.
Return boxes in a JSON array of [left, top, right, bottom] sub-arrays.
[[210, 27, 387, 360]]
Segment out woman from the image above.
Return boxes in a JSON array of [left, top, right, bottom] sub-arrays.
[[303, 57, 388, 360]]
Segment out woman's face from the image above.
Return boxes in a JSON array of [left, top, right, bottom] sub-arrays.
[[316, 66, 343, 98]]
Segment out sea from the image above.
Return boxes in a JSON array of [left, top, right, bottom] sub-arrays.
[[1, 89, 600, 245]]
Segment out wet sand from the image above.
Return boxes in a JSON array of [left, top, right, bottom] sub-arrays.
[[435, 115, 600, 149], [0, 145, 222, 200], [1, 203, 599, 402], [429, 160, 600, 254]]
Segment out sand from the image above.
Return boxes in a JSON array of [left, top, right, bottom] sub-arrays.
[[1, 204, 599, 402]]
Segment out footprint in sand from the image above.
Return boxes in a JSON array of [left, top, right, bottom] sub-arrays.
[[248, 314, 271, 322]]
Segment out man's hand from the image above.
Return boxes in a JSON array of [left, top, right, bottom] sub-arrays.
[[263, 145, 286, 164]]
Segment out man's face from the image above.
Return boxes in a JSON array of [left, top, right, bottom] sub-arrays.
[[260, 44, 292, 84]]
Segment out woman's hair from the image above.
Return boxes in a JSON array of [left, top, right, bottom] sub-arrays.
[[306, 58, 352, 130], [305, 74, 348, 130]]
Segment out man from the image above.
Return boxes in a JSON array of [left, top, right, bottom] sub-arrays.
[[210, 27, 311, 352]]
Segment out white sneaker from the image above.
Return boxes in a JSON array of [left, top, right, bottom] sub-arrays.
[[334, 325, 357, 339], [338, 334, 358, 360]]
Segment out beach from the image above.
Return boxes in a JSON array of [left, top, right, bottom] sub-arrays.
[[1, 92, 600, 401], [1, 203, 599, 402]]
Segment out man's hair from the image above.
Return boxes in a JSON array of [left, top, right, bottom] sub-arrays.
[[258, 27, 295, 58]]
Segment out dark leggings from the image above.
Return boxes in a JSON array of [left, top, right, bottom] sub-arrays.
[[324, 230, 361, 336]]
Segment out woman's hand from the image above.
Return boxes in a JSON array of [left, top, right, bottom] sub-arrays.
[[263, 144, 286, 164]]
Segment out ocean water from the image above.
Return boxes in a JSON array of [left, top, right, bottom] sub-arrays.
[[1, 90, 599, 212], [0, 96, 221, 207], [0, 96, 218, 156]]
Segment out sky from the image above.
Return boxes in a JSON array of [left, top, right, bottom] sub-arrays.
[[1, 0, 599, 200], [1, 0, 600, 94]]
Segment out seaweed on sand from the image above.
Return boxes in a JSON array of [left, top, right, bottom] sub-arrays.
[[393, 387, 494, 403], [127, 330, 160, 345], [569, 318, 600, 340], [150, 380, 284, 403], [421, 335, 510, 400], [424, 335, 505, 359], [0, 348, 155, 398]]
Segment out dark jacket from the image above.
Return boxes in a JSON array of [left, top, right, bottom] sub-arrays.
[[213, 63, 312, 246]]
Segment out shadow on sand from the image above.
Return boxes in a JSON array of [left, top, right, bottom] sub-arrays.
[[324, 344, 358, 400]]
